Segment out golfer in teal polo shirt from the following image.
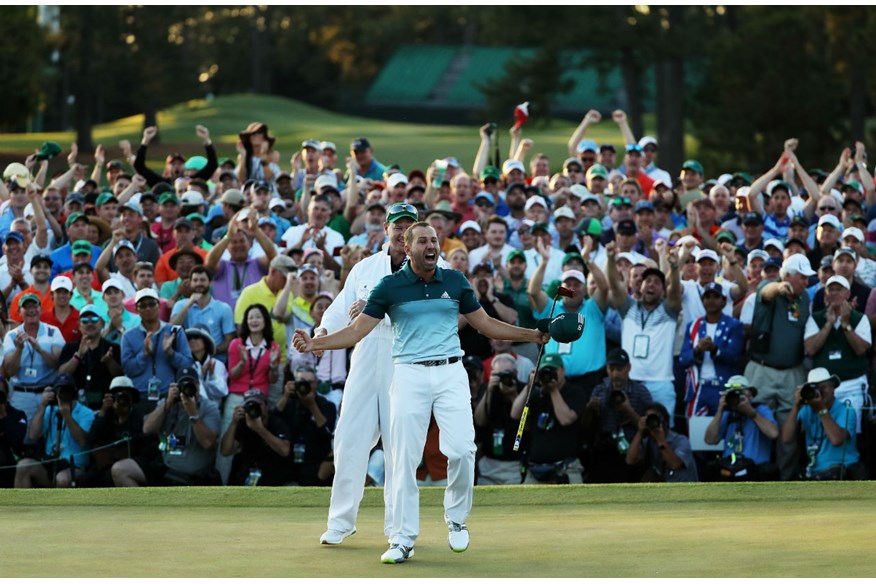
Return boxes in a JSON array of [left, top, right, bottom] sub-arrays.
[[293, 222, 549, 564]]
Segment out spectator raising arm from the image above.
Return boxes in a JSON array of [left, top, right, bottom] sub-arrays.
[[853, 141, 876, 208], [472, 123, 493, 179], [612, 110, 636, 146], [508, 125, 522, 161], [90, 144, 105, 184], [343, 156, 359, 227], [748, 151, 789, 216]]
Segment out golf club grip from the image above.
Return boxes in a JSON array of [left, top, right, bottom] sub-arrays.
[[513, 406, 529, 452]]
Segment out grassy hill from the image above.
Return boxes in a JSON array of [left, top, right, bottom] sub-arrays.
[[0, 94, 665, 176]]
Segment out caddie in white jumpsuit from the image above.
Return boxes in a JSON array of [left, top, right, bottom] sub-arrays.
[[318, 203, 448, 545], [295, 223, 548, 564]]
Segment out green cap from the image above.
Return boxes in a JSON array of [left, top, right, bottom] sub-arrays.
[[575, 217, 603, 237], [530, 222, 550, 234], [844, 180, 864, 195], [561, 252, 583, 267], [36, 141, 62, 161], [732, 172, 753, 185], [480, 165, 501, 181], [682, 159, 704, 175], [540, 354, 565, 370], [715, 230, 736, 244], [506, 249, 527, 263], [71, 239, 93, 256], [95, 191, 118, 207], [549, 313, 585, 343], [386, 202, 418, 223], [159, 193, 179, 205], [586, 163, 609, 180], [187, 212, 207, 224], [65, 212, 88, 228], [18, 293, 41, 309]]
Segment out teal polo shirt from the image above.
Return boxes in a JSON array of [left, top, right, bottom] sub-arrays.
[[363, 264, 480, 364], [534, 297, 606, 377]]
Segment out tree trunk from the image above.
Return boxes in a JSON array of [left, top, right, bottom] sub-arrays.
[[144, 108, 158, 144], [74, 6, 94, 151], [849, 63, 866, 141], [656, 6, 685, 176]]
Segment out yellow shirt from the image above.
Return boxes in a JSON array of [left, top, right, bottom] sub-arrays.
[[234, 278, 293, 364]]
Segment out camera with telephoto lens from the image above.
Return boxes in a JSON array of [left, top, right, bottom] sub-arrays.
[[609, 389, 626, 406], [179, 382, 198, 399], [244, 400, 262, 419], [498, 372, 516, 387], [800, 383, 820, 404], [49, 385, 77, 406], [295, 380, 312, 396], [645, 413, 662, 433], [538, 367, 558, 385], [725, 389, 743, 409]]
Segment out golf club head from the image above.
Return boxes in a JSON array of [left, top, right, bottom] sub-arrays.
[[556, 285, 574, 298]]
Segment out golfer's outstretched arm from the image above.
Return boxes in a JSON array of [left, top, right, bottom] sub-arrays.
[[464, 308, 548, 344], [297, 313, 381, 352]]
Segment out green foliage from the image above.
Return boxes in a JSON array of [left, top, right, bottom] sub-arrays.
[[0, 7, 46, 131]]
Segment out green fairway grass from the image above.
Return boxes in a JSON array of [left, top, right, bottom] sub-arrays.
[[1, 482, 873, 577], [0, 94, 680, 174]]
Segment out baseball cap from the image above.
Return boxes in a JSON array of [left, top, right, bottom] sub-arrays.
[[834, 247, 857, 262], [560, 269, 586, 284], [747, 249, 769, 264], [638, 136, 657, 149], [180, 191, 205, 207], [101, 279, 124, 294], [31, 253, 53, 268], [17, 293, 41, 309], [549, 313, 584, 343], [616, 219, 637, 235], [314, 174, 339, 192], [575, 217, 603, 237], [825, 275, 851, 290], [301, 139, 320, 150], [4, 231, 24, 244], [715, 230, 736, 244], [600, 144, 616, 153], [176, 366, 198, 386], [681, 159, 704, 175], [174, 217, 194, 230], [568, 184, 592, 201], [386, 202, 418, 223], [4, 162, 31, 187], [269, 255, 297, 274], [767, 180, 792, 197], [71, 240, 93, 256], [530, 222, 550, 235], [96, 192, 118, 207], [220, 189, 245, 206], [507, 250, 527, 263], [502, 159, 526, 175], [524, 195, 548, 212], [258, 216, 277, 228], [480, 166, 501, 181], [351, 137, 371, 152], [842, 227, 865, 243], [782, 254, 815, 277], [789, 216, 810, 230], [763, 238, 785, 253], [586, 164, 609, 180], [576, 139, 598, 154], [700, 282, 725, 297], [51, 276, 73, 292], [724, 375, 755, 396], [459, 220, 482, 234], [540, 354, 565, 370], [819, 255, 834, 269], [472, 262, 494, 275], [269, 197, 287, 210], [606, 348, 630, 366], [159, 193, 179, 206], [135, 288, 160, 304], [120, 201, 143, 216], [634, 200, 654, 214], [842, 180, 865, 195], [320, 141, 336, 152], [695, 249, 720, 263], [79, 304, 104, 319], [563, 157, 583, 171], [553, 207, 576, 221], [741, 212, 763, 226], [562, 252, 584, 267], [65, 192, 86, 206], [817, 214, 842, 230], [65, 212, 89, 228], [763, 257, 783, 271], [387, 173, 409, 189]]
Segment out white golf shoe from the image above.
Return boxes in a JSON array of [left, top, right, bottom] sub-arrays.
[[381, 544, 415, 564], [447, 521, 470, 553], [320, 527, 356, 545]]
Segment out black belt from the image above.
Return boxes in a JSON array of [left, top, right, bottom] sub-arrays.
[[14, 385, 45, 393], [750, 358, 791, 371], [413, 356, 462, 367]]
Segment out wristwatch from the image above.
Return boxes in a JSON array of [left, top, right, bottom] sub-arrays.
[[189, 415, 200, 423], [843, 323, 853, 332], [818, 408, 829, 417]]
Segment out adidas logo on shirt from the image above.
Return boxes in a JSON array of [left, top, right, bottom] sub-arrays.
[[441, 291, 451, 299]]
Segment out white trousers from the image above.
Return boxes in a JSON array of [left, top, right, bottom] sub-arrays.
[[835, 374, 868, 433], [389, 361, 476, 548], [325, 335, 395, 536]]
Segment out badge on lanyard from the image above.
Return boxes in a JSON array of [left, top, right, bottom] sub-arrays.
[[633, 334, 650, 359]]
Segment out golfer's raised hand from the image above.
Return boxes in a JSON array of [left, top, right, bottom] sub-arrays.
[[293, 329, 314, 353]]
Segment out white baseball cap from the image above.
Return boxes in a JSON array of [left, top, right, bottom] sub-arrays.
[[387, 173, 409, 189], [502, 160, 526, 175], [101, 279, 124, 294], [524, 195, 548, 212], [458, 220, 482, 234], [747, 249, 769, 263], [180, 191, 205, 206], [135, 288, 160, 304], [553, 207, 576, 221], [818, 214, 842, 230], [782, 254, 815, 277], [842, 227, 865, 243], [561, 269, 586, 284], [568, 184, 592, 200], [51, 276, 73, 292], [763, 238, 785, 252], [825, 275, 850, 290], [638, 136, 657, 149], [695, 249, 720, 263], [315, 174, 339, 191]]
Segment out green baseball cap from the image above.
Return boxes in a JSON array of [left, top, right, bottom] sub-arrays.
[[386, 202, 418, 223], [530, 222, 550, 234], [65, 212, 89, 228], [549, 313, 585, 343], [575, 217, 603, 237], [507, 249, 527, 263], [715, 230, 736, 244], [187, 212, 207, 224], [159, 193, 179, 205], [586, 163, 609, 180], [540, 354, 565, 370], [18, 293, 41, 309], [480, 165, 501, 181], [682, 159, 704, 175], [71, 239, 93, 256], [561, 252, 584, 267], [95, 191, 118, 207]]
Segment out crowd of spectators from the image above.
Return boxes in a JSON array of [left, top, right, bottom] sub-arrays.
[[0, 110, 873, 488]]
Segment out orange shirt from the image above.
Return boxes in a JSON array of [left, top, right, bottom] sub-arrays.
[[9, 286, 54, 324], [154, 246, 208, 284]]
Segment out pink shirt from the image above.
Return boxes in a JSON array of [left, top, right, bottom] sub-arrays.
[[227, 337, 278, 396]]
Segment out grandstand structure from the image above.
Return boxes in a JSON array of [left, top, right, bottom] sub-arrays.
[[362, 44, 656, 121]]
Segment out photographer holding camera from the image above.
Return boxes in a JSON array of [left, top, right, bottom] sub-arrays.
[[625, 403, 698, 482], [583, 348, 653, 483], [0, 387, 27, 487], [85, 376, 162, 487], [276, 365, 336, 486], [704, 375, 779, 481], [135, 367, 221, 486], [14, 374, 96, 488], [781, 367, 865, 480], [220, 389, 291, 486], [474, 354, 525, 484], [511, 354, 588, 484]]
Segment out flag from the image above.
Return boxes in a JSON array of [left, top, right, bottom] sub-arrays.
[[513, 101, 530, 129]]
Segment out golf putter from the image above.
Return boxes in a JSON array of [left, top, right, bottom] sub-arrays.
[[512, 285, 574, 452]]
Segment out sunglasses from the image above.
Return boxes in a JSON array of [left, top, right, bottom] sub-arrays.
[[80, 315, 102, 324], [818, 206, 837, 211], [137, 300, 159, 309], [387, 202, 418, 216], [625, 145, 644, 154], [611, 197, 632, 206]]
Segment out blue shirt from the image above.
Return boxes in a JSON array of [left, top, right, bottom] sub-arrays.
[[43, 403, 96, 468], [763, 214, 790, 240], [798, 400, 859, 473], [50, 243, 102, 278], [718, 404, 776, 464], [170, 297, 236, 357], [2, 322, 65, 387], [363, 264, 480, 364], [120, 322, 195, 399], [534, 298, 606, 377]]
